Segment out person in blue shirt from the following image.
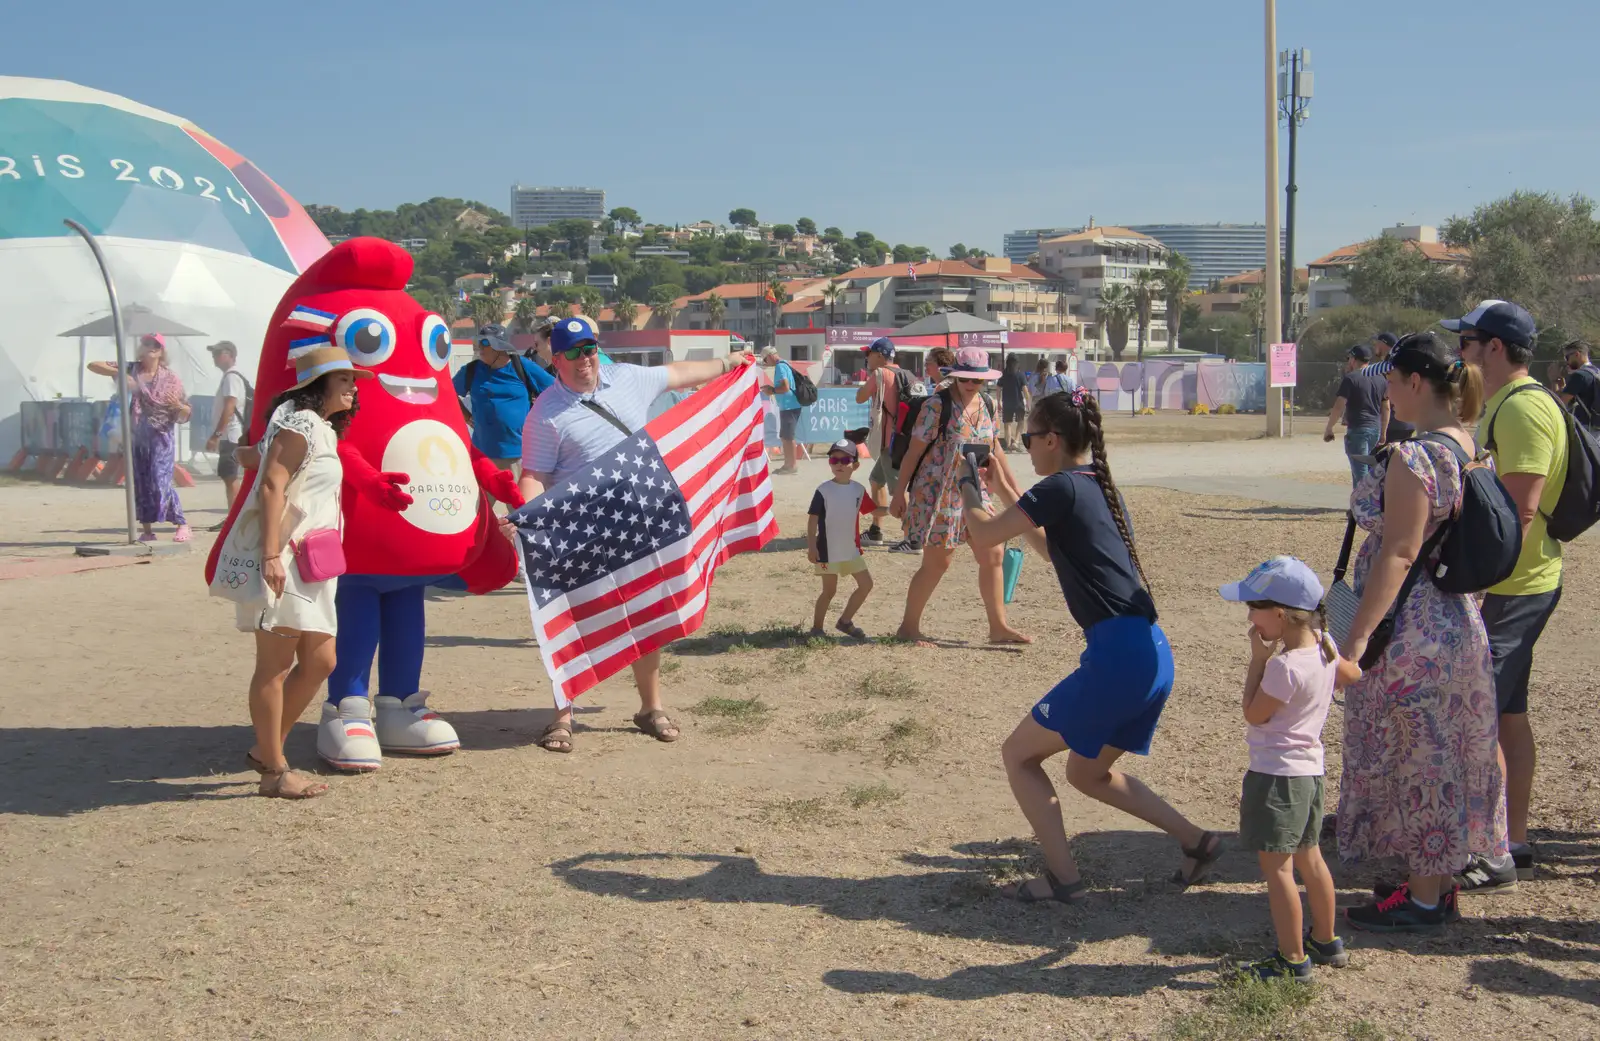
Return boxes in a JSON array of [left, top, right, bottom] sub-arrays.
[[761, 346, 802, 475], [453, 323, 553, 468]]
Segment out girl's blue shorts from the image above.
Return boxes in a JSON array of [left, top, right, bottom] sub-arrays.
[[1031, 615, 1174, 758]]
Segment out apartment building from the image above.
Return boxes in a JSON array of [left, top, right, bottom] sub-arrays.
[[509, 185, 605, 228], [1127, 223, 1286, 289], [1003, 227, 1082, 264], [1306, 225, 1468, 313], [832, 258, 1072, 332], [1036, 225, 1170, 355], [1194, 267, 1308, 324]]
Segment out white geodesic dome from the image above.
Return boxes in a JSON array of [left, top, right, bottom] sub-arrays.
[[0, 76, 330, 457]]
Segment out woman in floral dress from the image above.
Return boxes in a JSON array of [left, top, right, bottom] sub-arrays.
[[88, 333, 191, 542], [1337, 332, 1506, 933], [890, 347, 1031, 646]]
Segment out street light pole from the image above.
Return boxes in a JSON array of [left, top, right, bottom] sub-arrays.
[[1279, 47, 1312, 342], [1263, 0, 1285, 437]]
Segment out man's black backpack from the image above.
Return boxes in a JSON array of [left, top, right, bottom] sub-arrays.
[[1484, 382, 1600, 542], [1410, 433, 1522, 594], [239, 375, 254, 436], [787, 364, 819, 406]]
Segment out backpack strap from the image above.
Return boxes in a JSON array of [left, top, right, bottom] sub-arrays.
[[508, 355, 539, 404], [1484, 381, 1549, 453], [581, 398, 632, 437]]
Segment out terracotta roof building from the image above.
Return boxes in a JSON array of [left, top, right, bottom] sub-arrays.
[[1306, 225, 1469, 312]]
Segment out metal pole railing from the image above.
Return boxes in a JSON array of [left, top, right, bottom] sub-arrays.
[[63, 219, 138, 544]]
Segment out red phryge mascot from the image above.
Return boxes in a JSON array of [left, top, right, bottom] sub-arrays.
[[207, 238, 523, 770]]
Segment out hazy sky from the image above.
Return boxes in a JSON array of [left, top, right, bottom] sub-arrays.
[[11, 0, 1599, 262]]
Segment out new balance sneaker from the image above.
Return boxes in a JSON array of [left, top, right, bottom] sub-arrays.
[[1232, 951, 1313, 983], [1453, 854, 1519, 896], [1371, 881, 1462, 923], [1305, 934, 1349, 968], [317, 697, 383, 772], [1346, 888, 1448, 933], [374, 691, 461, 755]]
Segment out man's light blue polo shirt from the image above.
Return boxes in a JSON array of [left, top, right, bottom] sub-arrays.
[[519, 363, 672, 488]]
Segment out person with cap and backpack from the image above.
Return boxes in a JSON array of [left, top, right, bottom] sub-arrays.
[[1559, 340, 1600, 429], [454, 322, 553, 470], [1452, 300, 1586, 891], [889, 345, 1031, 646], [761, 347, 806, 475], [1334, 331, 1509, 933], [855, 336, 918, 544]]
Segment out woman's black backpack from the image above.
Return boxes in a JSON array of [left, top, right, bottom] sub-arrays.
[[1412, 433, 1522, 595]]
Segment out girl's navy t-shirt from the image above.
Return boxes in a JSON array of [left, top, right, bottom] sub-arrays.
[[1015, 467, 1156, 630]]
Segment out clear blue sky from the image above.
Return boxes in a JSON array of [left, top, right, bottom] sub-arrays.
[[12, 0, 1599, 263]]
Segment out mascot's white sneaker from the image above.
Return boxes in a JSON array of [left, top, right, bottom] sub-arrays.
[[317, 698, 383, 772], [374, 691, 460, 755]]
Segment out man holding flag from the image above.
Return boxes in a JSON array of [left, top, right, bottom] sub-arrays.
[[515, 318, 770, 753]]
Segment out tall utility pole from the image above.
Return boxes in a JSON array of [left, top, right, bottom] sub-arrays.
[[1263, 0, 1285, 437], [1278, 48, 1312, 342]]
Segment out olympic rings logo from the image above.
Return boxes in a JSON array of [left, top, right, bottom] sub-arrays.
[[221, 571, 249, 589], [428, 497, 464, 515]]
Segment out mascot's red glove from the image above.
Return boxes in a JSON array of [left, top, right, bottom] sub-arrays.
[[339, 441, 413, 512], [471, 450, 525, 509]]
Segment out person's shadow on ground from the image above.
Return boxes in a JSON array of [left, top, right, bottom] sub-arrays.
[[550, 833, 1600, 1002]]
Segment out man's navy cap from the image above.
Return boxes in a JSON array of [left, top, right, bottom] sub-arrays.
[[863, 336, 896, 358], [1348, 344, 1373, 362], [1441, 299, 1537, 347], [477, 323, 514, 354], [550, 316, 599, 353], [1372, 331, 1398, 349]]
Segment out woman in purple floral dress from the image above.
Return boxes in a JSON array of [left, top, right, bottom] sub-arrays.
[[1337, 332, 1506, 933], [89, 333, 191, 542]]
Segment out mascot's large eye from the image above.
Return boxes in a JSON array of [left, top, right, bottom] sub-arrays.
[[335, 309, 396, 366], [421, 315, 450, 371]]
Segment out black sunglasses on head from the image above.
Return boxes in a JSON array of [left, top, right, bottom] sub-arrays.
[[560, 344, 599, 360]]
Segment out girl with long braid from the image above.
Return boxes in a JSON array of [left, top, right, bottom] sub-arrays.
[[959, 388, 1222, 902]]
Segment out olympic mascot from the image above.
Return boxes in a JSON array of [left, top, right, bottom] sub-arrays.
[[206, 238, 523, 770]]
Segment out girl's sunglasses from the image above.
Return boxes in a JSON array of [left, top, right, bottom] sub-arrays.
[[955, 377, 983, 386], [560, 344, 599, 361], [1020, 430, 1052, 449]]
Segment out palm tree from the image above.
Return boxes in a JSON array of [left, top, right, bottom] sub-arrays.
[[909, 301, 938, 319], [768, 278, 791, 336], [1242, 285, 1267, 358], [514, 295, 541, 333], [1131, 269, 1163, 361], [1095, 284, 1135, 360], [470, 293, 503, 330], [577, 287, 606, 319], [647, 284, 680, 328], [611, 295, 638, 330], [1161, 254, 1193, 351], [705, 292, 726, 329], [820, 280, 845, 326]]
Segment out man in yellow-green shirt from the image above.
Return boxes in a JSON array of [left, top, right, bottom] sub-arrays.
[[1451, 299, 1567, 891]]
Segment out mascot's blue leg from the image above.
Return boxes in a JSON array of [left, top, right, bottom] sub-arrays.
[[316, 575, 384, 772], [371, 576, 461, 756]]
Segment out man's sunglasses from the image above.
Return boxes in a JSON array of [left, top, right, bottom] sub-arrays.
[[560, 344, 599, 361], [1458, 333, 1488, 349]]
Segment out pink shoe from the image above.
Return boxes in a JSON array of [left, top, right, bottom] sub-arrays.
[[173, 525, 192, 543]]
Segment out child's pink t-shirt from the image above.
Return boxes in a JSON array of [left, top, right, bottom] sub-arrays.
[[1247, 640, 1336, 776]]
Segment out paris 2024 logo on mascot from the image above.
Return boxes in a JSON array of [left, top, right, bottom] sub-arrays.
[[206, 238, 524, 770]]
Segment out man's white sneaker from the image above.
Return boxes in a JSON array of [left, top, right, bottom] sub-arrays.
[[317, 698, 383, 772], [374, 691, 461, 755]]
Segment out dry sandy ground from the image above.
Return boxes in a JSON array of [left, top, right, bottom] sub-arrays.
[[1, 424, 1596, 1041]]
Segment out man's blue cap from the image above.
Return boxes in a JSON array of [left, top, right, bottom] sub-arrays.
[[550, 315, 599, 354], [863, 336, 896, 358], [1347, 343, 1373, 362], [1219, 556, 1325, 612], [1440, 299, 1536, 347]]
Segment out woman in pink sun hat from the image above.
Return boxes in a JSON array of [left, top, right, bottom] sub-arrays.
[[890, 345, 1031, 646]]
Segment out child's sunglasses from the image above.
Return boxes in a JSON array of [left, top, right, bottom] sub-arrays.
[[827, 454, 856, 466], [560, 344, 599, 361]]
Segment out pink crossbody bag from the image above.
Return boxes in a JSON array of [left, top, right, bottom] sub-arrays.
[[294, 528, 346, 583]]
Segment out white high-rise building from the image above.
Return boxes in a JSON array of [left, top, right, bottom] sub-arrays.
[[509, 185, 605, 228]]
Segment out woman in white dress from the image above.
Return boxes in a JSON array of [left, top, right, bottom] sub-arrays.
[[226, 344, 367, 798]]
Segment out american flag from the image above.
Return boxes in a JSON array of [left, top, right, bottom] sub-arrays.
[[509, 366, 776, 706]]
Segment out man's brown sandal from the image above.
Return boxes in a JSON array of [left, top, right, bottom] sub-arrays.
[[633, 709, 680, 742]]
